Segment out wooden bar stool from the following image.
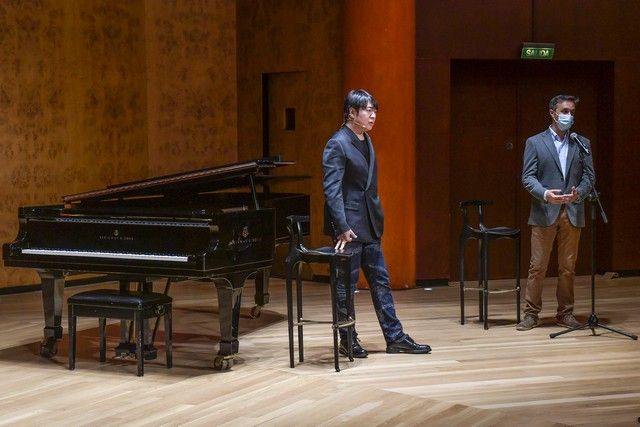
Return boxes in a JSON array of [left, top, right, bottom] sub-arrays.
[[285, 215, 355, 372], [458, 200, 521, 329], [68, 289, 172, 376]]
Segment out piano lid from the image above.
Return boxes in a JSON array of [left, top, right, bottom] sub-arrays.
[[63, 158, 294, 204]]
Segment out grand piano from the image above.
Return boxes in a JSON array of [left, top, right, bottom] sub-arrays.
[[2, 158, 309, 369]]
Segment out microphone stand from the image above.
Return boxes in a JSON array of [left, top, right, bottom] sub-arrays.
[[550, 161, 637, 339]]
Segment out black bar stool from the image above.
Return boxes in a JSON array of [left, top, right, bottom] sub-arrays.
[[68, 289, 172, 376], [285, 215, 355, 372], [458, 200, 521, 329]]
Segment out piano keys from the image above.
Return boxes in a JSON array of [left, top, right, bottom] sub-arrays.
[[2, 158, 309, 370]]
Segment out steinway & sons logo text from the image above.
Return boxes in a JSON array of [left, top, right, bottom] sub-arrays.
[[99, 229, 134, 241], [228, 225, 261, 249]]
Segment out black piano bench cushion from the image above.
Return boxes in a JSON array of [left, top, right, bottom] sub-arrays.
[[68, 289, 172, 309]]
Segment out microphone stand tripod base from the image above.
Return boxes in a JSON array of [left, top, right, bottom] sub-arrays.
[[550, 313, 638, 339], [550, 188, 637, 341]]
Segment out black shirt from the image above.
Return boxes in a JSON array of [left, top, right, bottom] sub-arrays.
[[353, 137, 370, 164]]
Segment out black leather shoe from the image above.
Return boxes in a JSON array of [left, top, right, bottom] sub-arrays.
[[386, 335, 431, 354], [339, 337, 368, 358]]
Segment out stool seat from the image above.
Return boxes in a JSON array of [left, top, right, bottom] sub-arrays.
[[68, 289, 172, 309], [474, 225, 520, 237], [459, 200, 521, 330], [285, 216, 355, 372], [298, 246, 342, 260], [68, 289, 172, 376]]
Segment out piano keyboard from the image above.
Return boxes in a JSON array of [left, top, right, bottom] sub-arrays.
[[21, 248, 189, 263]]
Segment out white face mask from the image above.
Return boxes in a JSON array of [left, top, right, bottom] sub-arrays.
[[555, 113, 574, 131]]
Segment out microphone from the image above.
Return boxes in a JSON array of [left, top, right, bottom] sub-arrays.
[[570, 132, 590, 156], [353, 119, 368, 129]]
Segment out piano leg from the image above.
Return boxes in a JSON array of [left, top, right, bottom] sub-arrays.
[[213, 272, 247, 370], [114, 280, 158, 360], [38, 271, 65, 358], [141, 281, 158, 360], [250, 267, 271, 319], [116, 280, 136, 358]]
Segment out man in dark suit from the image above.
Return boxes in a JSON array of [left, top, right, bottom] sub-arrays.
[[517, 94, 595, 331], [322, 89, 431, 357]]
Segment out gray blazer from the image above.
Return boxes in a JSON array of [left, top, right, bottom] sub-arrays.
[[522, 128, 595, 227], [322, 125, 383, 242]]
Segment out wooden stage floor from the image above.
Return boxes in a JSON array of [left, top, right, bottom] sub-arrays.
[[0, 275, 638, 426]]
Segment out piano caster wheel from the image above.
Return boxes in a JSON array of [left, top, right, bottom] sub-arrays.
[[39, 337, 58, 358], [115, 343, 158, 360], [249, 305, 262, 319], [213, 355, 234, 371], [115, 342, 136, 359]]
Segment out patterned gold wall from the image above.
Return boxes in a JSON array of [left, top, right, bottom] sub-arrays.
[[145, 0, 237, 175], [0, 0, 238, 288], [236, 0, 343, 249], [0, 0, 148, 287]]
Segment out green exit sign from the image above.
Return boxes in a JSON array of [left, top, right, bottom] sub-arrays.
[[521, 43, 555, 60]]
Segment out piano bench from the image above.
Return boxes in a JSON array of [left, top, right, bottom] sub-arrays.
[[67, 289, 172, 377]]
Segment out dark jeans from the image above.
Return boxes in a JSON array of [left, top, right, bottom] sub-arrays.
[[336, 241, 404, 343]]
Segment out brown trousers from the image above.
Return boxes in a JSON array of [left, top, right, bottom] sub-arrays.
[[524, 207, 582, 317]]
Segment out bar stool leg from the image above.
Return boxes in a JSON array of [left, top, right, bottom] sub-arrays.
[[483, 236, 489, 330], [515, 234, 521, 324], [165, 305, 172, 369], [296, 263, 304, 363], [329, 259, 340, 372], [478, 239, 484, 321], [68, 305, 76, 370], [459, 236, 466, 325], [136, 312, 144, 377], [342, 256, 353, 362], [285, 260, 295, 368], [99, 318, 107, 362]]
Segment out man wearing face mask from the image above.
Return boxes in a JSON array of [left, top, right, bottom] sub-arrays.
[[517, 95, 595, 331]]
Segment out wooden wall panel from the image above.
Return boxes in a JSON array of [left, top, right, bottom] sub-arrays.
[[343, 0, 416, 288], [0, 0, 239, 288], [416, 0, 640, 280], [415, 0, 532, 282], [533, 1, 640, 60], [415, 58, 450, 281], [236, 0, 343, 249], [69, 0, 148, 186], [611, 60, 640, 270], [532, 1, 640, 273], [145, 0, 237, 175], [416, 0, 532, 60], [0, 0, 148, 288]]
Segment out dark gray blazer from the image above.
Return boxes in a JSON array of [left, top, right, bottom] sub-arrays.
[[322, 125, 384, 242], [522, 129, 595, 227]]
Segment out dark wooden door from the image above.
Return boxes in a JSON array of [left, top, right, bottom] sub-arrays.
[[450, 60, 611, 281], [450, 61, 519, 281], [265, 71, 311, 191]]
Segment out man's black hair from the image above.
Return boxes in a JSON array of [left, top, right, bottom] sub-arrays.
[[343, 89, 379, 123], [549, 94, 579, 111]]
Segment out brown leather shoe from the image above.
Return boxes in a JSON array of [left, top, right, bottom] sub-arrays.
[[556, 313, 582, 328], [516, 314, 539, 331]]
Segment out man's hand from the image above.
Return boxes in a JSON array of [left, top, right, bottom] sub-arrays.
[[546, 187, 578, 204], [565, 186, 579, 203], [335, 229, 357, 252]]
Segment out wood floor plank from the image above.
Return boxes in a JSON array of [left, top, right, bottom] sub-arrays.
[[0, 275, 638, 425]]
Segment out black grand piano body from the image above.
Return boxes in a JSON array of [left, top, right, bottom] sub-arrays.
[[2, 159, 309, 369]]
